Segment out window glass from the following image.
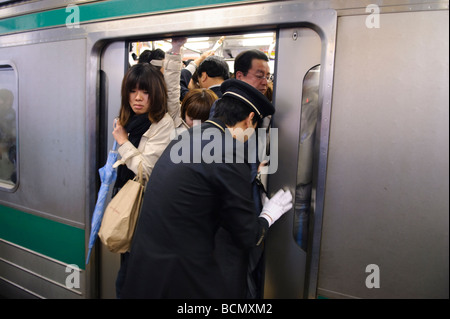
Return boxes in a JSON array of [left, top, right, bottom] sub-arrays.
[[127, 33, 277, 78], [0, 64, 18, 190], [293, 64, 320, 251]]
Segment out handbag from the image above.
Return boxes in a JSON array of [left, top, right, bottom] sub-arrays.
[[98, 163, 146, 253]]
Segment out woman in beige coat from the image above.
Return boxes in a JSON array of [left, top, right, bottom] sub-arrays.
[[112, 61, 175, 298]]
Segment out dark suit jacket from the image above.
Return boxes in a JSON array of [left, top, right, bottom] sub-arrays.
[[121, 119, 268, 299]]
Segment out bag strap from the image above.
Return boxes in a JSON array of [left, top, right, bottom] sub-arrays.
[[134, 162, 148, 186]]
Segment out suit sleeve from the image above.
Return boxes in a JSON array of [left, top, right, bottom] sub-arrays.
[[180, 63, 196, 101], [212, 162, 269, 249]]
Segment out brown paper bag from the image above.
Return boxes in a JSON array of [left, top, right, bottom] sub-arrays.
[[98, 164, 145, 253]]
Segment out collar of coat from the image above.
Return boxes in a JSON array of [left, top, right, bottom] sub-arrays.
[[204, 118, 226, 133]]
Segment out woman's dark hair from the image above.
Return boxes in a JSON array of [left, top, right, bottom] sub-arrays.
[[138, 48, 165, 63], [138, 49, 165, 71], [213, 96, 258, 126], [119, 63, 168, 124], [181, 88, 218, 123]]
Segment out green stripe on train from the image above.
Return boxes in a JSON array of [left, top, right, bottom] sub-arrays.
[[0, 0, 245, 35], [0, 205, 85, 270]]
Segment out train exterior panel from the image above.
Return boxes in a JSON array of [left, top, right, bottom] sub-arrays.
[[320, 9, 449, 299], [0, 0, 448, 299]]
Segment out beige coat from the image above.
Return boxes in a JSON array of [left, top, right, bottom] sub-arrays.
[[164, 54, 190, 131], [113, 54, 185, 179], [113, 112, 175, 180]]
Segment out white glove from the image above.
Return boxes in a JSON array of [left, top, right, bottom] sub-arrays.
[[259, 188, 293, 227]]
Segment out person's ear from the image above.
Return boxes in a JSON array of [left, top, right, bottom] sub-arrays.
[[200, 72, 208, 83], [246, 112, 255, 128], [235, 71, 244, 80]]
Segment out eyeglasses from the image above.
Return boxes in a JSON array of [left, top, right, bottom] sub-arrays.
[[247, 71, 272, 81]]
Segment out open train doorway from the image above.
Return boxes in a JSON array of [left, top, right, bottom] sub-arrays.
[[98, 31, 279, 298], [98, 27, 324, 299]]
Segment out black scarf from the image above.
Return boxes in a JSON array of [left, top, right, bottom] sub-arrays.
[[113, 113, 151, 190]]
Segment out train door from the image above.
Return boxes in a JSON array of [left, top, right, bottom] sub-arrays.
[[98, 41, 127, 298], [263, 27, 322, 298], [317, 10, 449, 299]]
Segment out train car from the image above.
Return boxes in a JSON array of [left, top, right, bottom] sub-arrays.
[[0, 0, 448, 299]]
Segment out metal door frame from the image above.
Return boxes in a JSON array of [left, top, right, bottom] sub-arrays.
[[263, 26, 323, 299]]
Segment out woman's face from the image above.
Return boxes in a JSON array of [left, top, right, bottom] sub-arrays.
[[184, 114, 203, 128], [185, 115, 194, 127], [129, 87, 150, 115]]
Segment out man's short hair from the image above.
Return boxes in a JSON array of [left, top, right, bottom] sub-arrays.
[[197, 56, 230, 80], [213, 96, 258, 126], [234, 49, 269, 75]]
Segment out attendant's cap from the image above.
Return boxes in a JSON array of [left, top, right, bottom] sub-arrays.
[[220, 79, 274, 119]]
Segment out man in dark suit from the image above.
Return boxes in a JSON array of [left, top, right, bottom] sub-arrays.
[[181, 54, 230, 100], [193, 55, 230, 98]]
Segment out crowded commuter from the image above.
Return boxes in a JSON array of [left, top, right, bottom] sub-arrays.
[[234, 49, 271, 96], [180, 50, 214, 101], [180, 88, 218, 129], [164, 38, 218, 133], [209, 49, 270, 117], [191, 55, 229, 98], [112, 62, 175, 298]]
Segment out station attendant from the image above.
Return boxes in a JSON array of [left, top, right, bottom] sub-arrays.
[[121, 79, 292, 298]]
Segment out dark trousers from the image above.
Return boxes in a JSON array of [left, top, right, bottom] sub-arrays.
[[115, 252, 130, 299]]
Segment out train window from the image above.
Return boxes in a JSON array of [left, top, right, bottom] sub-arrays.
[[0, 63, 18, 190], [294, 64, 320, 251]]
